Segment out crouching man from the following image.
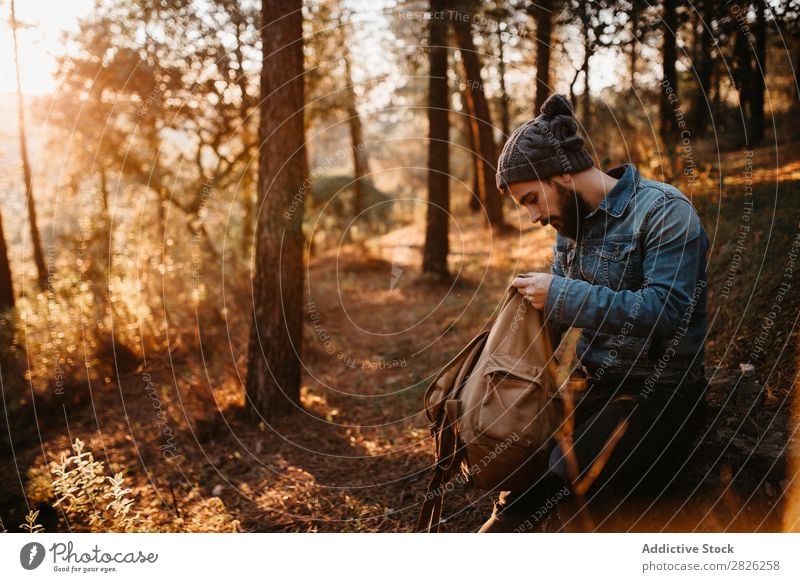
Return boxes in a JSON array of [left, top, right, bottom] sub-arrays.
[[480, 94, 709, 532]]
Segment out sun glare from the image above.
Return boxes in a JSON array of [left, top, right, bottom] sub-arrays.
[[0, 0, 94, 96]]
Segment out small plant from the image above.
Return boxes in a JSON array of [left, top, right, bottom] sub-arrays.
[[19, 510, 44, 533], [51, 438, 140, 532], [103, 472, 136, 529]]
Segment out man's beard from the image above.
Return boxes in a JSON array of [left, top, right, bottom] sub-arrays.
[[551, 180, 592, 240]]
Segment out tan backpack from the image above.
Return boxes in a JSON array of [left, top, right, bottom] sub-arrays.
[[416, 283, 565, 532]]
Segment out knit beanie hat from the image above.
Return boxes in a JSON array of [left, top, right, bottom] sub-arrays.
[[496, 94, 594, 191]]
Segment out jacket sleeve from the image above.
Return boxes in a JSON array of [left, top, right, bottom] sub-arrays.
[[547, 244, 570, 348], [544, 196, 707, 338]]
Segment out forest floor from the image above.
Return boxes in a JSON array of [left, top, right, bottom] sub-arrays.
[[3, 144, 800, 533]]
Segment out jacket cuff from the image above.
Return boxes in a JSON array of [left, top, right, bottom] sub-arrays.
[[544, 275, 570, 325]]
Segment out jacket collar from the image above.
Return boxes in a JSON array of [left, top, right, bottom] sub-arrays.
[[590, 164, 639, 219]]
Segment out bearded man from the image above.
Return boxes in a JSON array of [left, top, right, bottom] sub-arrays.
[[480, 94, 709, 532]]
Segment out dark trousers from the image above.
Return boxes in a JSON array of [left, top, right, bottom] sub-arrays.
[[495, 375, 708, 527]]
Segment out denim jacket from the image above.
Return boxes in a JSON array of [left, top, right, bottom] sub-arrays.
[[544, 164, 709, 387]]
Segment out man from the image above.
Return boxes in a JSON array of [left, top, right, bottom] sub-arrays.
[[479, 94, 709, 532]]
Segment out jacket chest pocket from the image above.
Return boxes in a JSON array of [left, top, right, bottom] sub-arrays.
[[555, 244, 577, 277], [580, 238, 642, 290]]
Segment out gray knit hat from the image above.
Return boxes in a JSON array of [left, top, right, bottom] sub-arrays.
[[496, 94, 594, 191]]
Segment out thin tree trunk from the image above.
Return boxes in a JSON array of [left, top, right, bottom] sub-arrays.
[[750, 0, 766, 144], [343, 51, 369, 218], [576, 1, 592, 128], [496, 23, 511, 140], [582, 33, 591, 127], [692, 0, 714, 134], [463, 100, 481, 213], [629, 0, 638, 89], [423, 0, 450, 278], [734, 25, 753, 148], [569, 66, 581, 108], [0, 209, 14, 310], [660, 0, 679, 144], [712, 55, 721, 123], [533, 0, 554, 114], [246, 0, 307, 419], [452, 16, 505, 229], [99, 165, 109, 215], [11, 0, 47, 291]]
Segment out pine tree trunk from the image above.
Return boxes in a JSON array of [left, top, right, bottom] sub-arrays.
[[750, 0, 766, 145], [344, 52, 369, 219], [452, 16, 505, 229], [496, 24, 511, 140], [577, 2, 592, 129], [582, 33, 591, 128], [246, 0, 307, 419], [0, 210, 14, 310], [533, 0, 554, 115], [423, 0, 450, 278], [463, 102, 481, 213], [692, 0, 714, 134], [11, 0, 47, 291], [629, 1, 638, 89], [660, 0, 679, 144]]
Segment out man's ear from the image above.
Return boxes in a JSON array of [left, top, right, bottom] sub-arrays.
[[550, 173, 572, 187]]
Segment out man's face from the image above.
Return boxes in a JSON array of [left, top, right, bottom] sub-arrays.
[[507, 176, 589, 240]]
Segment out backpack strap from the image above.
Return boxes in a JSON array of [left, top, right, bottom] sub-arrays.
[[416, 400, 463, 532]]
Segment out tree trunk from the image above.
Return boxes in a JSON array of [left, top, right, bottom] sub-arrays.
[[750, 0, 766, 145], [452, 16, 505, 229], [533, 0, 554, 114], [577, 2, 592, 129], [343, 51, 369, 219], [660, 0, 679, 145], [629, 0, 638, 89], [242, 173, 255, 257], [733, 25, 753, 148], [463, 101, 481, 213], [496, 23, 511, 140], [582, 32, 591, 127], [692, 0, 714, 134], [0, 210, 14, 310], [246, 0, 307, 419], [11, 0, 47, 291], [423, 0, 450, 278]]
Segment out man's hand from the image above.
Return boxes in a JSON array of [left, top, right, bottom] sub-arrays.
[[511, 273, 554, 309]]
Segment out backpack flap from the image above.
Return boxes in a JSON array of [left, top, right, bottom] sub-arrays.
[[423, 329, 488, 423]]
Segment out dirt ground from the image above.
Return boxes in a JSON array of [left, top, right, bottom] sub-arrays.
[[2, 146, 799, 533]]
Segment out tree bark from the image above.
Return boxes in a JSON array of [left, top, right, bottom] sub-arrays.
[[246, 0, 307, 419], [660, 0, 679, 144], [582, 32, 591, 127], [343, 50, 369, 218], [733, 22, 753, 147], [423, 0, 450, 278], [692, 0, 714, 134], [463, 99, 481, 213], [750, 0, 766, 145], [11, 0, 47, 291], [496, 23, 511, 140], [452, 15, 505, 229], [577, 1, 592, 129], [0, 209, 14, 310], [532, 0, 555, 114], [629, 0, 638, 89]]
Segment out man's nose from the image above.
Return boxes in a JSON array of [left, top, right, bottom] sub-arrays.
[[528, 208, 542, 224]]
